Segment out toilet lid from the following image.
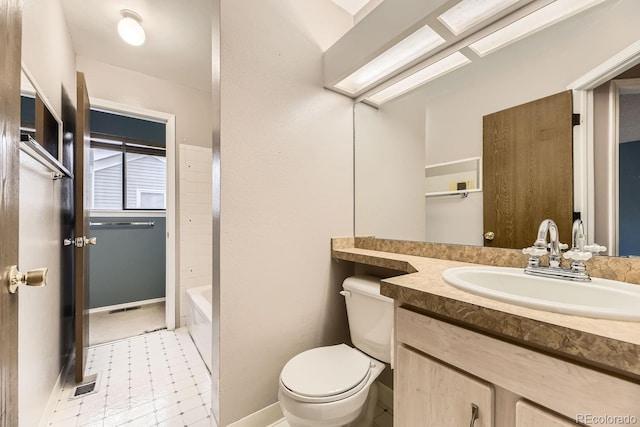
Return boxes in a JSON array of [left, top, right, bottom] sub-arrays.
[[280, 344, 371, 398]]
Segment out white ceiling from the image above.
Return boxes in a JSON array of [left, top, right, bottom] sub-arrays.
[[330, 0, 373, 15], [59, 0, 381, 94], [60, 0, 212, 92]]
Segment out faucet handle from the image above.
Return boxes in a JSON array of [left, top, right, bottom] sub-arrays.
[[523, 246, 546, 268], [523, 246, 547, 257], [584, 244, 607, 255], [563, 250, 593, 261]]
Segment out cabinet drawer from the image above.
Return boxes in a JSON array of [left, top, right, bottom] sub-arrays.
[[396, 345, 493, 427], [516, 401, 586, 427], [396, 307, 640, 426]]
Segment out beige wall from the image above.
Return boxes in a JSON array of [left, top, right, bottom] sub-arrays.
[[355, 100, 426, 241], [218, 0, 354, 424], [76, 56, 212, 149], [22, 0, 76, 115], [20, 1, 76, 425], [593, 83, 612, 252]]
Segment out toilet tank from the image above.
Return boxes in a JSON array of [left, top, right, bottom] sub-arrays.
[[342, 275, 394, 363]]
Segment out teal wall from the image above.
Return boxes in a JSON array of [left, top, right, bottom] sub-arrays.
[[89, 216, 166, 308], [619, 141, 640, 257]]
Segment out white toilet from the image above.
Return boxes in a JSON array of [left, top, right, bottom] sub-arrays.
[[278, 275, 394, 427]]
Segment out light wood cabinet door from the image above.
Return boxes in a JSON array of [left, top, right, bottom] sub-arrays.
[[395, 346, 494, 427], [516, 401, 584, 427]]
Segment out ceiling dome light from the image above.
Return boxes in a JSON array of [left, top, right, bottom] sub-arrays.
[[117, 9, 145, 46]]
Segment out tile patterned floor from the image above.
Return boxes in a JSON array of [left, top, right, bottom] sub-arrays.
[[48, 329, 213, 427], [373, 402, 394, 427]]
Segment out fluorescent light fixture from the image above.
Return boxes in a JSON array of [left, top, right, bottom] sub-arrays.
[[367, 52, 471, 105], [438, 0, 521, 35], [118, 9, 146, 46], [335, 24, 446, 94], [469, 0, 606, 56]]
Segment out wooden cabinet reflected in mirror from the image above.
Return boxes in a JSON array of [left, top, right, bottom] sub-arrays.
[[21, 77, 61, 159], [20, 67, 70, 178], [35, 94, 61, 159], [20, 94, 36, 138]]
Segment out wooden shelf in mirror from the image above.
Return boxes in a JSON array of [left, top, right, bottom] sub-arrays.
[[425, 157, 482, 197]]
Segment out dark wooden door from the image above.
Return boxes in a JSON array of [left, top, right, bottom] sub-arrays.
[[74, 72, 91, 382], [483, 91, 573, 249], [0, 0, 22, 424]]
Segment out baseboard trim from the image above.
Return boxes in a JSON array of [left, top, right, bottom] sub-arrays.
[[38, 350, 73, 427], [377, 381, 394, 411], [226, 383, 393, 427], [89, 297, 166, 314], [228, 402, 283, 427]]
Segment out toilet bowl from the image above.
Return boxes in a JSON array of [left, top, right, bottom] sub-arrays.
[[278, 276, 394, 427], [278, 344, 385, 427]]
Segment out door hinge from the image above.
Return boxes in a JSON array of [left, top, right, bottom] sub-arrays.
[[572, 113, 581, 126]]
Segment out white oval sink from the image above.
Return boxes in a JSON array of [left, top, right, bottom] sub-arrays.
[[442, 266, 640, 321]]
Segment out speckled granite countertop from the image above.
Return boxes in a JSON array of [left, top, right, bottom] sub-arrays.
[[332, 237, 640, 381]]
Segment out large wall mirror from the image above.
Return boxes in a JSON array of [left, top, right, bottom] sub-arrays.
[[354, 0, 640, 257]]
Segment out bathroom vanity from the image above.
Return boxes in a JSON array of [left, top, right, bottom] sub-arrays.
[[394, 307, 638, 427], [332, 237, 640, 427]]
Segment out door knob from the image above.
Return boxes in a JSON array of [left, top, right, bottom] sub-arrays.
[[484, 231, 495, 241], [63, 236, 96, 247], [8, 265, 48, 294]]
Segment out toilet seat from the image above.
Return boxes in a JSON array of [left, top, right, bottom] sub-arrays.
[[280, 344, 372, 404]]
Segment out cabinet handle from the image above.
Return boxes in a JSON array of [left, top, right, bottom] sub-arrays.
[[469, 403, 479, 427]]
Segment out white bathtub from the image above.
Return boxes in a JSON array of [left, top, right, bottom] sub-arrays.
[[186, 285, 212, 372]]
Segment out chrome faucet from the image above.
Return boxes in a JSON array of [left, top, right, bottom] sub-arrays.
[[561, 219, 590, 277], [523, 218, 606, 282], [570, 218, 586, 252], [562, 218, 608, 278], [534, 219, 561, 268]]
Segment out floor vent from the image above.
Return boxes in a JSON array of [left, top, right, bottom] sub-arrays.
[[108, 306, 141, 315], [70, 374, 100, 400]]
